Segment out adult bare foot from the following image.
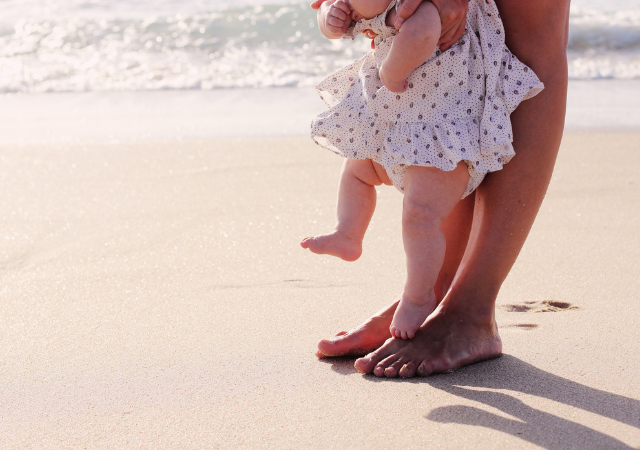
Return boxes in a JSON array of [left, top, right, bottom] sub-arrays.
[[301, 230, 363, 262], [354, 296, 502, 377], [316, 301, 399, 358]]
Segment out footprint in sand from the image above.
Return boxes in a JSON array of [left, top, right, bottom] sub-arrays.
[[282, 279, 356, 289], [501, 300, 578, 313], [503, 323, 539, 330]]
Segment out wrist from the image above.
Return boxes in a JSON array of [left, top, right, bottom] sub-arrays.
[[322, 27, 347, 39]]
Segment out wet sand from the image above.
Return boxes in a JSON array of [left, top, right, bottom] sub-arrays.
[[1, 130, 639, 448], [1, 80, 640, 145]]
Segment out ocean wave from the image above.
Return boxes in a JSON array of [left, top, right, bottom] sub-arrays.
[[567, 5, 640, 79], [569, 6, 640, 52], [1, 1, 639, 93], [0, 3, 343, 92]]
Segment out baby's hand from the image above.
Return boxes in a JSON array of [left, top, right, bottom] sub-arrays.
[[325, 0, 352, 37], [379, 62, 408, 93]]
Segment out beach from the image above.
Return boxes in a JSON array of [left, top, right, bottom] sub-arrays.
[[1, 81, 639, 446], [2, 0, 640, 444]]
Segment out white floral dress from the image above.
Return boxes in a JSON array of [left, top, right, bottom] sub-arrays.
[[310, 0, 544, 197]]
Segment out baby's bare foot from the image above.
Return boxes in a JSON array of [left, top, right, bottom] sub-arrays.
[[390, 290, 438, 339], [300, 230, 362, 262]]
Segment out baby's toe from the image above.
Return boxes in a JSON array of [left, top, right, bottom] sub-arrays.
[[300, 237, 312, 248]]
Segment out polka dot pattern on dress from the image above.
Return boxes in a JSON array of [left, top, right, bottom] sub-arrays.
[[310, 0, 544, 197]]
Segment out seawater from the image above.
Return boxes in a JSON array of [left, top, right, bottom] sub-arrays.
[[1, 0, 639, 93]]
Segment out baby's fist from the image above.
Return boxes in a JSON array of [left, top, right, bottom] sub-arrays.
[[326, 0, 352, 36]]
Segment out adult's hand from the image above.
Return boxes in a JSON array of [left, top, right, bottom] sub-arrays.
[[394, 0, 469, 51], [310, 0, 326, 10]]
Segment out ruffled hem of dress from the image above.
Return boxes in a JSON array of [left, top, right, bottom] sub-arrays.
[[478, 50, 545, 152], [499, 50, 545, 113], [343, 0, 397, 40], [310, 104, 516, 196], [314, 56, 366, 109]]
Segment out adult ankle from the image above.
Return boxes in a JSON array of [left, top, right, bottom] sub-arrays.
[[442, 283, 498, 326]]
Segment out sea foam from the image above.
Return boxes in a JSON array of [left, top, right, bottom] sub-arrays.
[[1, 0, 639, 93]]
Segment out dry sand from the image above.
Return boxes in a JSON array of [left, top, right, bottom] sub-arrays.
[[1, 131, 639, 449]]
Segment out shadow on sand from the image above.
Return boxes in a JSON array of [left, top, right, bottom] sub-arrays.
[[323, 354, 640, 449]]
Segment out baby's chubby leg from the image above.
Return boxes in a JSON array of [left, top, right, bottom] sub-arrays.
[[301, 159, 392, 261], [390, 162, 469, 339], [379, 1, 441, 93]]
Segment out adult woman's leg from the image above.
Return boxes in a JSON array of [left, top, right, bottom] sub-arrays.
[[434, 191, 474, 301], [354, 0, 571, 377], [315, 192, 475, 358]]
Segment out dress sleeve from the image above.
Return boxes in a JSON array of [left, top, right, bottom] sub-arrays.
[[342, 22, 358, 40], [342, 0, 397, 40]]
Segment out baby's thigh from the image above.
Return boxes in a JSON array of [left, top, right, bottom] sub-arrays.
[[343, 159, 387, 186], [403, 163, 469, 219], [345, 159, 393, 186], [370, 161, 393, 186]]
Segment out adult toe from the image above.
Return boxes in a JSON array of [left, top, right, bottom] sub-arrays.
[[354, 353, 378, 374], [417, 359, 435, 377], [417, 356, 452, 376], [399, 361, 418, 378], [373, 355, 397, 377], [354, 338, 395, 374], [383, 358, 406, 378], [316, 331, 355, 357]]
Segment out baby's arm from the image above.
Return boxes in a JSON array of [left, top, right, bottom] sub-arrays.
[[379, 1, 441, 93], [317, 0, 352, 39]]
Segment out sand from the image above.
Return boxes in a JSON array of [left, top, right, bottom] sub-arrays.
[[1, 129, 639, 449]]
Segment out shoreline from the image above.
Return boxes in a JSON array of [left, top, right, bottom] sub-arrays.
[[1, 79, 639, 145]]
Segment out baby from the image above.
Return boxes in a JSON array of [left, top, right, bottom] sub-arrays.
[[302, 0, 543, 339], [318, 0, 441, 93]]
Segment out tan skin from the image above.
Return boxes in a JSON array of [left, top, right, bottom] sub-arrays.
[[310, 0, 571, 377]]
